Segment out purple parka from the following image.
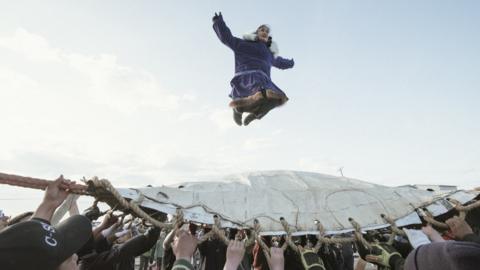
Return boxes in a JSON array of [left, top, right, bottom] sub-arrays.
[[213, 14, 294, 100]]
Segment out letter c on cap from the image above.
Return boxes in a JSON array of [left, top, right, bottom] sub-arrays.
[[45, 236, 57, 247]]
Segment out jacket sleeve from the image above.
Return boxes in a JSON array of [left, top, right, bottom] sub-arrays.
[[389, 255, 405, 270], [212, 15, 240, 50], [272, 56, 294, 70], [462, 233, 480, 245], [118, 228, 160, 258]]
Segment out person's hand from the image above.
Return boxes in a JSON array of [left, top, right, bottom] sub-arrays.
[[172, 229, 198, 261], [269, 247, 285, 270], [446, 216, 473, 240], [102, 220, 122, 241], [33, 175, 76, 222], [212, 12, 222, 22], [98, 211, 118, 228], [224, 240, 245, 270], [364, 243, 401, 267], [42, 175, 75, 209], [422, 224, 445, 242]]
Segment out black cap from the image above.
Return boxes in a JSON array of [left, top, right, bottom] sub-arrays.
[[0, 215, 92, 270]]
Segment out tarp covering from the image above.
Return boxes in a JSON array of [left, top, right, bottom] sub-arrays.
[[116, 170, 478, 234]]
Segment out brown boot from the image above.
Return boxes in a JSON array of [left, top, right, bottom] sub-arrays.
[[229, 91, 265, 111]]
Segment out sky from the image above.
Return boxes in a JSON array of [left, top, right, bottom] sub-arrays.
[[1, 0, 479, 215]]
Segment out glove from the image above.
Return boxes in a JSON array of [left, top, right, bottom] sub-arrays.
[[300, 249, 326, 270], [212, 12, 222, 22], [365, 243, 402, 267]]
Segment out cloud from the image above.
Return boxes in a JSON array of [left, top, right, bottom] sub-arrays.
[[243, 137, 273, 151], [209, 108, 236, 131], [0, 28, 179, 113], [0, 28, 61, 62]]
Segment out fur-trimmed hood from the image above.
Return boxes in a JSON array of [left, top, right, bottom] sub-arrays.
[[242, 33, 279, 57]]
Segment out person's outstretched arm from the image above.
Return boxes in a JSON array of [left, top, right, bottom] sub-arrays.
[[32, 175, 75, 222], [117, 227, 160, 258], [272, 56, 294, 70], [212, 12, 240, 50]]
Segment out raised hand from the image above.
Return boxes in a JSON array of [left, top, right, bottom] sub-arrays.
[[212, 12, 222, 22], [172, 229, 198, 261], [42, 175, 75, 209], [446, 216, 473, 240], [224, 240, 246, 270]]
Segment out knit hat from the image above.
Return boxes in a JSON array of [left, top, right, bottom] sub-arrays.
[[404, 241, 480, 270], [0, 215, 92, 270]]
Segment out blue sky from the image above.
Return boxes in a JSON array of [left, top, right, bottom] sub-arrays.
[[1, 0, 479, 215]]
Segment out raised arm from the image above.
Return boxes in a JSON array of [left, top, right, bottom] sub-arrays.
[[212, 12, 240, 50], [272, 56, 294, 70]]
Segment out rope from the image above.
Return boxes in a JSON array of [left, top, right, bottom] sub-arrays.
[[244, 228, 257, 248], [349, 217, 372, 250], [314, 220, 354, 246], [280, 218, 298, 252], [213, 216, 230, 245], [88, 177, 170, 229], [0, 172, 88, 195], [381, 214, 406, 236], [447, 198, 468, 219], [450, 198, 480, 212], [197, 216, 229, 245], [417, 209, 449, 229], [4, 171, 480, 238], [250, 219, 272, 266]]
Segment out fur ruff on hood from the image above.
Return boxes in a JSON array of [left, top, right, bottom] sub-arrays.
[[243, 33, 279, 57]]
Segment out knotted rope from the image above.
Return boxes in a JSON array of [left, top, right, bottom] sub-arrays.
[[349, 217, 372, 250]]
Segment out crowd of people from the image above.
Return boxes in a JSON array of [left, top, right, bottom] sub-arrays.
[[1, 176, 480, 270]]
